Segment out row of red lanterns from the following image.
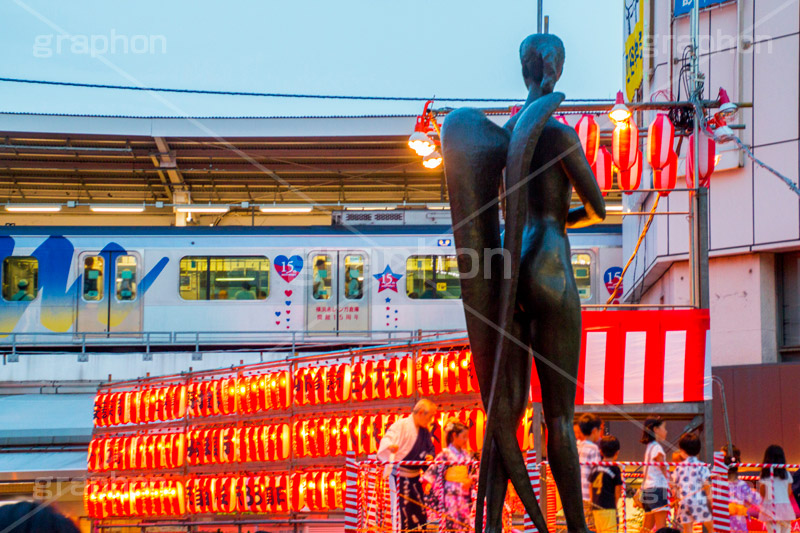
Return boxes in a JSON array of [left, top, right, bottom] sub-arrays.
[[88, 433, 185, 472], [94, 385, 187, 427], [188, 371, 293, 417], [186, 424, 291, 466], [85, 478, 184, 519], [94, 351, 478, 427], [88, 406, 504, 473], [85, 472, 344, 518]]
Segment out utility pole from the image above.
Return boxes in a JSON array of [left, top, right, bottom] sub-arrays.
[[689, 0, 713, 462], [688, 0, 710, 310], [537, 0, 543, 33]]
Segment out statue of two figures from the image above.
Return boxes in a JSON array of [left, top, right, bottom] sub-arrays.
[[442, 34, 606, 533]]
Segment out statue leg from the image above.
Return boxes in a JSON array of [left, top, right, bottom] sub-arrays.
[[484, 442, 508, 532], [530, 299, 586, 533], [481, 313, 549, 533]]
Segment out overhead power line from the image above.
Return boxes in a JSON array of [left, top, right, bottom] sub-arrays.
[[0, 77, 612, 103]]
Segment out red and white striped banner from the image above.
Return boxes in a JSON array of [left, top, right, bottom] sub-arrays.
[[530, 310, 711, 405], [524, 450, 541, 532], [344, 451, 359, 533], [712, 451, 732, 533]]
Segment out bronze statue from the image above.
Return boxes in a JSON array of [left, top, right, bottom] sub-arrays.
[[441, 34, 606, 533]]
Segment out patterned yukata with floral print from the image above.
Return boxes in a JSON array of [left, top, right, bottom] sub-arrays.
[[423, 444, 476, 533], [729, 479, 762, 533]]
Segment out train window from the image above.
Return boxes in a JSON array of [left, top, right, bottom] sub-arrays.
[[312, 254, 332, 300], [571, 253, 592, 300], [405, 255, 461, 299], [116, 255, 138, 301], [344, 254, 364, 300], [83, 256, 105, 301], [179, 256, 269, 301], [2, 257, 38, 301]]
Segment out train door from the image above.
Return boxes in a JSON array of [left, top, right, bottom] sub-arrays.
[[76, 251, 143, 334], [305, 251, 369, 335]]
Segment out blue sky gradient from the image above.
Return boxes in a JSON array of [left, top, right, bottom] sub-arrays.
[[0, 0, 623, 117]]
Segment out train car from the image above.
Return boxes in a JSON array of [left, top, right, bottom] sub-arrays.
[[0, 225, 621, 346]]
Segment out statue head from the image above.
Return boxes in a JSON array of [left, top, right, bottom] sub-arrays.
[[519, 34, 565, 95]]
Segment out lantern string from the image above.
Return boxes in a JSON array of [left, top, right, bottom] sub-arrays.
[[0, 76, 612, 104], [728, 136, 800, 198], [604, 194, 662, 307]]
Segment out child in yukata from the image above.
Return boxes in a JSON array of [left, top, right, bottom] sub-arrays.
[[724, 445, 762, 533], [671, 433, 714, 533], [423, 419, 476, 533]]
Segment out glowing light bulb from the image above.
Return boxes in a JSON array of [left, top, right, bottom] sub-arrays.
[[422, 150, 443, 169], [408, 131, 436, 157]]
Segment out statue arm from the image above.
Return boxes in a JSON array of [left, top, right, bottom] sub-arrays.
[[559, 128, 606, 228]]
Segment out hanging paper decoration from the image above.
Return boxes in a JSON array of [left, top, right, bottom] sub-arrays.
[[647, 113, 675, 171], [592, 146, 614, 196], [575, 114, 600, 166], [686, 128, 716, 188], [612, 118, 639, 171], [654, 150, 678, 196], [619, 149, 643, 193], [554, 114, 570, 126]]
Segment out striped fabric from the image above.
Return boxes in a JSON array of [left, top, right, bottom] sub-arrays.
[[343, 451, 359, 532], [531, 310, 711, 405], [524, 450, 541, 532], [712, 451, 732, 533]]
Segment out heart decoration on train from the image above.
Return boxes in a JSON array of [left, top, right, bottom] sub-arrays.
[[274, 255, 303, 283]]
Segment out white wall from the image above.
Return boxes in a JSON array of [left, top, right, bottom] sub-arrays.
[[624, 0, 799, 365]]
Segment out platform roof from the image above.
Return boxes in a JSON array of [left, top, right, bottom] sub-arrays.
[[0, 112, 623, 219]]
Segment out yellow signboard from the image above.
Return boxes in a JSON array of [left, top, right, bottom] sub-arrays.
[[624, 0, 643, 100]]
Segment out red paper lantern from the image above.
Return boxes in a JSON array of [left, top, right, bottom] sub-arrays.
[[362, 361, 375, 401], [575, 114, 600, 165], [591, 146, 613, 196], [647, 113, 675, 171], [686, 128, 716, 187], [273, 474, 290, 513], [382, 358, 397, 398], [469, 409, 486, 451], [445, 351, 459, 393], [612, 118, 639, 171], [554, 114, 569, 126], [619, 149, 643, 193], [291, 473, 306, 512], [397, 356, 414, 397], [654, 150, 678, 196]]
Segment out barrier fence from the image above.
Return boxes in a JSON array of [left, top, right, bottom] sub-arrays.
[[346, 452, 800, 533]]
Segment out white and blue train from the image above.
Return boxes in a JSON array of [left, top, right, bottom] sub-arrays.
[[0, 225, 621, 345]]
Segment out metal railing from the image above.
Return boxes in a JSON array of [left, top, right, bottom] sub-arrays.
[[0, 329, 465, 363]]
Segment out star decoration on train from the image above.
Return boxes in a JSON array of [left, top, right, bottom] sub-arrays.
[[374, 265, 402, 293]]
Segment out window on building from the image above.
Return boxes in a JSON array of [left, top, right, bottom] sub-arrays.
[[312, 254, 332, 300], [179, 256, 269, 301], [780, 252, 800, 352], [83, 256, 104, 301], [2, 257, 38, 301], [406, 255, 461, 299], [571, 253, 592, 300]]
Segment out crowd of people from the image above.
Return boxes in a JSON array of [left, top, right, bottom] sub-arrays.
[[575, 413, 800, 533], [376, 403, 800, 533]]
